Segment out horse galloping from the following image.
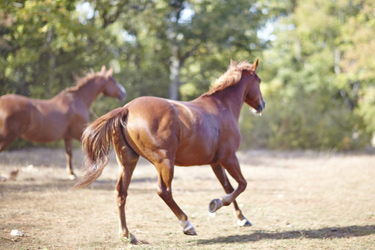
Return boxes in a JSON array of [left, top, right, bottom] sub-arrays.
[[74, 59, 265, 243], [0, 66, 127, 179]]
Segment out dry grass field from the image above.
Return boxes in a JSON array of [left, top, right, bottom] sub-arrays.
[[1, 148, 374, 249]]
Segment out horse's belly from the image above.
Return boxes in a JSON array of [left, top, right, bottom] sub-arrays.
[[174, 143, 216, 166], [21, 127, 65, 143], [21, 114, 67, 143]]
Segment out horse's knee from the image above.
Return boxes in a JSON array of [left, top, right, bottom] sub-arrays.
[[116, 194, 127, 207], [115, 190, 128, 206]]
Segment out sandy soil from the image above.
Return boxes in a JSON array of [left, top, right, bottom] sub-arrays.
[[1, 148, 375, 249]]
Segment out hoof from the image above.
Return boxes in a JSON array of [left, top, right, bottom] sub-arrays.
[[209, 199, 223, 213], [68, 174, 77, 180], [122, 233, 137, 244], [180, 220, 197, 236], [184, 227, 197, 236], [237, 218, 252, 227]]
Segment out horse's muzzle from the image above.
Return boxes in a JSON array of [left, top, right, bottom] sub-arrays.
[[256, 101, 265, 113], [119, 92, 127, 102], [117, 82, 127, 102]]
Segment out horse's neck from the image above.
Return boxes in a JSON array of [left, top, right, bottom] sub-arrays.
[[214, 79, 247, 121], [72, 78, 104, 108]]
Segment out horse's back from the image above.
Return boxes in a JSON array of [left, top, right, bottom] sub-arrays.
[[123, 96, 221, 166]]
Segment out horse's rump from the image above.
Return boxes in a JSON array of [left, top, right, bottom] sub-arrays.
[[0, 94, 33, 134]]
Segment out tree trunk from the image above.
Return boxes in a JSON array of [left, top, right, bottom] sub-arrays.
[[169, 54, 180, 100]]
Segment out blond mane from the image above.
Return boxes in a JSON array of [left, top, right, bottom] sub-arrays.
[[205, 61, 255, 96]]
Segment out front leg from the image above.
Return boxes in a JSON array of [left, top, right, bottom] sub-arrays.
[[209, 155, 247, 212], [210, 163, 252, 227]]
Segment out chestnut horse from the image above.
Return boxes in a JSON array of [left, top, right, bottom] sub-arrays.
[[74, 59, 265, 243], [0, 66, 126, 179]]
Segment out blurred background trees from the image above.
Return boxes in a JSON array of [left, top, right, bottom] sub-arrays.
[[1, 0, 374, 150]]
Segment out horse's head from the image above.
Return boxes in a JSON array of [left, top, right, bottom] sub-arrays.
[[240, 58, 265, 114], [100, 66, 127, 101]]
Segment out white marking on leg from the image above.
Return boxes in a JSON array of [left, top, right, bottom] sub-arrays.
[[237, 218, 252, 227], [237, 218, 248, 227], [179, 219, 195, 232]]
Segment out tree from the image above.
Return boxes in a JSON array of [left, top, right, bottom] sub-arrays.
[[339, 0, 375, 137], [240, 0, 372, 150], [107, 0, 269, 100], [0, 0, 113, 99]]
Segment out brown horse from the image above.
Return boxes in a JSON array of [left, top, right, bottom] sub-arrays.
[[0, 66, 126, 179], [74, 59, 265, 243]]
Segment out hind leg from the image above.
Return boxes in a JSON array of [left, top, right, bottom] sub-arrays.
[[64, 138, 76, 179], [155, 159, 197, 235], [210, 163, 252, 227], [113, 135, 139, 244]]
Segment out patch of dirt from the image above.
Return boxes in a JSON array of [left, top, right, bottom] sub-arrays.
[[1, 148, 375, 249]]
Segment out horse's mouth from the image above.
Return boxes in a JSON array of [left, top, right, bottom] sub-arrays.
[[250, 102, 265, 116], [250, 107, 262, 116]]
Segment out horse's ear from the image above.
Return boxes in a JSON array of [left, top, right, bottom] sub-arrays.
[[230, 59, 238, 68], [106, 66, 113, 77], [252, 58, 259, 71], [101, 65, 106, 74]]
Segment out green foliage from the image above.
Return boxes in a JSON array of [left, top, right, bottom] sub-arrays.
[[239, 0, 374, 150], [1, 0, 374, 150], [0, 0, 113, 99], [240, 86, 368, 150]]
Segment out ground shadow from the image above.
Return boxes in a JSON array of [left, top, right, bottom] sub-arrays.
[[196, 225, 375, 245]]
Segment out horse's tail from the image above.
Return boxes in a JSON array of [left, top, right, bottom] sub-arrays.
[[74, 107, 128, 189]]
